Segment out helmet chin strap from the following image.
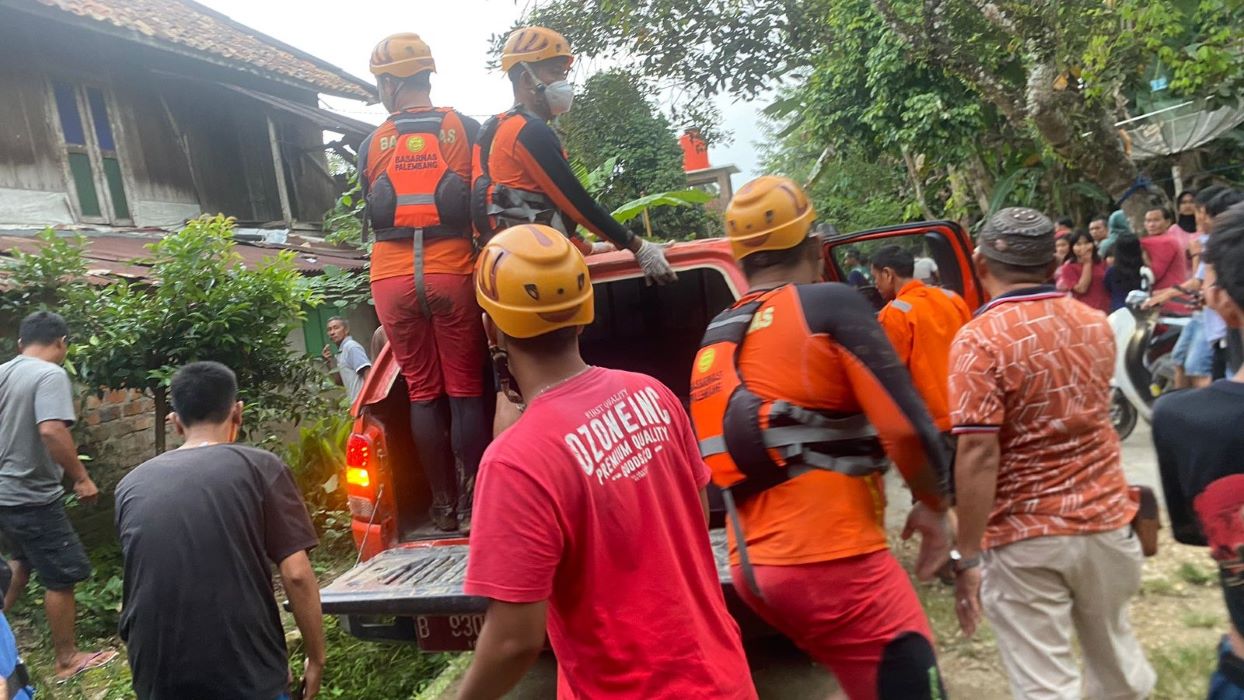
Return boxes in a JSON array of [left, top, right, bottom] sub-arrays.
[[522, 63, 548, 93]]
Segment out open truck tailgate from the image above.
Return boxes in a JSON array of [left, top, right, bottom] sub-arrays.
[[321, 531, 735, 650], [321, 542, 482, 616], [323, 530, 731, 613]]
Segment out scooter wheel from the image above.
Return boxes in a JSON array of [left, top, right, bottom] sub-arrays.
[[1111, 389, 1138, 441]]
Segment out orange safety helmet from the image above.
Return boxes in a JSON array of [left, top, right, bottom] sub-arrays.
[[370, 33, 436, 78], [475, 224, 594, 339], [500, 26, 574, 73], [724, 175, 816, 261]]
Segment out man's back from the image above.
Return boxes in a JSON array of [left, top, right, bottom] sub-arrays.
[[950, 289, 1134, 548], [1153, 380, 1244, 545], [726, 283, 946, 567], [465, 367, 751, 698], [0, 355, 74, 506], [877, 281, 972, 431], [115, 444, 316, 699]]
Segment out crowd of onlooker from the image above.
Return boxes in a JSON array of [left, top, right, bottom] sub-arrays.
[[1047, 187, 1244, 386]]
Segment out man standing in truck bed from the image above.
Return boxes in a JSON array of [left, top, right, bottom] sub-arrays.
[[360, 34, 489, 532], [458, 224, 755, 699], [689, 176, 951, 700], [471, 26, 676, 285]]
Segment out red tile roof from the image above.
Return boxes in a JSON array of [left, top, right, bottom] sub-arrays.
[[31, 0, 376, 100]]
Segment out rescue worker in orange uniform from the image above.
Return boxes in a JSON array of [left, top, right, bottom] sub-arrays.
[[689, 176, 952, 700], [871, 244, 972, 433], [471, 27, 677, 285], [361, 34, 488, 532]]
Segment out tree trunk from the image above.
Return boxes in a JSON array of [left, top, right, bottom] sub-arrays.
[[154, 387, 167, 454], [947, 164, 974, 226], [901, 147, 936, 220], [966, 153, 994, 215]]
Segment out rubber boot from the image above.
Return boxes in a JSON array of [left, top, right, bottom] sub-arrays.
[[450, 395, 489, 535], [410, 398, 457, 531]]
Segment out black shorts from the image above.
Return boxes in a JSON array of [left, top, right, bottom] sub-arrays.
[[0, 501, 91, 591]]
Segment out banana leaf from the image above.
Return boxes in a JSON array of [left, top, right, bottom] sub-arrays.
[[611, 189, 713, 223]]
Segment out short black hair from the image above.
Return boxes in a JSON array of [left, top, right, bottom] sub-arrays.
[[505, 326, 579, 355], [1089, 215, 1108, 226], [983, 256, 1055, 285], [870, 245, 915, 278], [383, 71, 431, 93], [1178, 190, 1198, 203], [19, 311, 68, 346], [1147, 206, 1174, 222], [741, 236, 817, 278], [1197, 185, 1228, 207], [1207, 189, 1244, 219], [1205, 202, 1244, 310], [170, 361, 238, 428], [1056, 217, 1074, 229]]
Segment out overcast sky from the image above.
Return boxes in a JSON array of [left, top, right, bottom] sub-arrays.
[[197, 0, 765, 184]]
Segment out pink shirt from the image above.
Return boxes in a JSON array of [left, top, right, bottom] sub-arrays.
[[465, 367, 755, 700], [1056, 261, 1111, 313]]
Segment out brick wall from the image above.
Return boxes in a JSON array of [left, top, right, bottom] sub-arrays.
[[77, 389, 167, 489]]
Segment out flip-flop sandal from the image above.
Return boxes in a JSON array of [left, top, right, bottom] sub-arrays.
[[55, 649, 118, 684]]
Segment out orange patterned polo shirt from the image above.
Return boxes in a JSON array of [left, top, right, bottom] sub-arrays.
[[949, 285, 1137, 550]]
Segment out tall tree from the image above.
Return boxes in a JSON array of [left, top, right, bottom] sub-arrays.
[[523, 0, 1243, 221], [560, 70, 719, 240]]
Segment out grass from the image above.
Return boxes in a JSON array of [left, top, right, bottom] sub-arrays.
[[1177, 562, 1216, 587], [1150, 642, 1219, 699], [1141, 576, 1181, 597], [1182, 610, 1221, 629]]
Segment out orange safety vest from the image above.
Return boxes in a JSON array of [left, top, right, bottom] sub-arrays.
[[471, 109, 566, 244], [690, 293, 890, 596], [361, 108, 471, 242], [690, 293, 889, 501]]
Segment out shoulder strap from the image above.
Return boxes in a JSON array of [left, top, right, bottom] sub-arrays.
[[476, 114, 508, 181]]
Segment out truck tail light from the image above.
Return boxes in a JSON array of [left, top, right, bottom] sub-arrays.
[[345, 432, 377, 507]]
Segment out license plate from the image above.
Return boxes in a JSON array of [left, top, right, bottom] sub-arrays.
[[415, 613, 485, 651]]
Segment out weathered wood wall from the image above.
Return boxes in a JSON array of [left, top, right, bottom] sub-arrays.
[[0, 7, 339, 228]]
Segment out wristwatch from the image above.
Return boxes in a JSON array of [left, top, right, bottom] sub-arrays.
[[949, 549, 981, 574]]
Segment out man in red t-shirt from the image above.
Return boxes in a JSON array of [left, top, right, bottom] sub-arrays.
[[459, 224, 755, 699]]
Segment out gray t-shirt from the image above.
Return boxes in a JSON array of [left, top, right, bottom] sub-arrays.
[[0, 356, 75, 506], [335, 336, 372, 402]]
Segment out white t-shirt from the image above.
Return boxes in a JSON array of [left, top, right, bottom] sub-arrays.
[[913, 257, 939, 283]]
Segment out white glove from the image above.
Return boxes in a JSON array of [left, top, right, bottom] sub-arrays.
[[632, 238, 677, 285]]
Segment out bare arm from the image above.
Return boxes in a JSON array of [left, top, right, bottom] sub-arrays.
[[1072, 260, 1094, 295], [458, 600, 547, 700], [38, 421, 91, 486], [953, 433, 1001, 559], [280, 550, 325, 699]]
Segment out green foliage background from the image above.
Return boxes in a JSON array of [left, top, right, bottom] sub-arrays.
[[560, 70, 721, 240]]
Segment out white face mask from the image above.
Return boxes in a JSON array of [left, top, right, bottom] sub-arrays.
[[542, 80, 575, 116]]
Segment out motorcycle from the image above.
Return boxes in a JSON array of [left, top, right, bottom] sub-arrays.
[[1108, 289, 1190, 440]]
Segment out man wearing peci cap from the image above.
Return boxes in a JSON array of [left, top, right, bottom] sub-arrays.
[[948, 208, 1155, 699]]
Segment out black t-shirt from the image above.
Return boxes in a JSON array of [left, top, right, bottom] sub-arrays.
[[1152, 379, 1244, 545], [115, 444, 317, 700]]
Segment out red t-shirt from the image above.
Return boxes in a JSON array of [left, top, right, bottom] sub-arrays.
[[465, 367, 754, 699], [1056, 261, 1112, 313]]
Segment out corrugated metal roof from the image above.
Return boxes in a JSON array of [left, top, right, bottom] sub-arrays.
[[0, 230, 367, 285], [25, 0, 376, 101]]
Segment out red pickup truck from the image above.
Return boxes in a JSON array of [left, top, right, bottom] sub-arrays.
[[320, 221, 981, 652]]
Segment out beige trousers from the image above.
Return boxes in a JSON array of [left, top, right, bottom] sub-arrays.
[[981, 526, 1157, 700]]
